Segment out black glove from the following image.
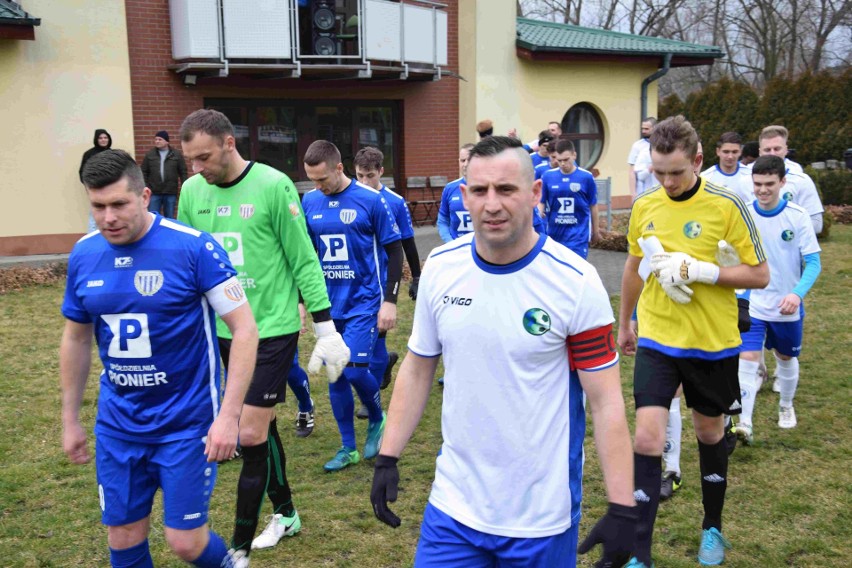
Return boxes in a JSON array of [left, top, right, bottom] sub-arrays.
[[737, 297, 751, 333], [371, 454, 401, 527], [408, 277, 420, 301], [578, 503, 638, 568]]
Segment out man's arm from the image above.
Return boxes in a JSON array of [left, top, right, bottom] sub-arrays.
[[715, 262, 769, 289], [617, 255, 644, 356], [378, 352, 440, 458], [578, 364, 635, 506], [176, 150, 188, 183], [205, 302, 258, 462], [627, 171, 637, 198], [140, 153, 151, 186], [59, 320, 94, 464], [590, 204, 600, 243]]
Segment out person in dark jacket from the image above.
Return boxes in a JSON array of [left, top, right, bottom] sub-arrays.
[[79, 129, 113, 231], [141, 130, 188, 218]]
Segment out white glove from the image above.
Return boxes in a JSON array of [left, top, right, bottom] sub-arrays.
[[651, 252, 720, 286], [308, 320, 350, 383], [661, 282, 694, 304]]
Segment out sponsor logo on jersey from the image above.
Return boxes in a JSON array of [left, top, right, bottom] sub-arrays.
[[456, 211, 473, 233], [114, 256, 133, 268], [329, 200, 340, 208], [339, 209, 358, 224], [645, 221, 656, 231], [101, 313, 152, 358], [451, 196, 460, 201], [683, 221, 702, 239], [320, 234, 349, 261], [134, 271, 164, 296], [240, 204, 255, 219], [312, 214, 322, 220], [224, 281, 245, 302], [197, 209, 211, 215], [783, 191, 793, 202], [212, 232, 244, 266], [288, 202, 300, 217], [87, 280, 104, 288], [557, 197, 575, 215], [522, 308, 551, 335], [217, 206, 231, 216], [781, 229, 794, 241], [570, 182, 581, 192], [442, 296, 473, 306]]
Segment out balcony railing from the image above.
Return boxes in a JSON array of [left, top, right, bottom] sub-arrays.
[[168, 0, 447, 81]]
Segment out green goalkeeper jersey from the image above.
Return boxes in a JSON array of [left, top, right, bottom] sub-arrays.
[[178, 162, 330, 339]]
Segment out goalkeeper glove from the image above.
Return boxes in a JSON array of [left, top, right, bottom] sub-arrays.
[[408, 277, 419, 301], [651, 252, 720, 286], [661, 281, 694, 304], [370, 455, 401, 528], [307, 320, 350, 383], [578, 503, 638, 567]]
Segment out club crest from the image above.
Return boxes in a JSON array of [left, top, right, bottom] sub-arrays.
[[339, 209, 358, 224], [240, 204, 255, 219], [134, 270, 164, 296]]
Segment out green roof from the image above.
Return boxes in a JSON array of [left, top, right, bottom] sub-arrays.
[[0, 0, 40, 25], [517, 18, 722, 60]]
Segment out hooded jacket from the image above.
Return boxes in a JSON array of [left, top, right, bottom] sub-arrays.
[[79, 129, 112, 183]]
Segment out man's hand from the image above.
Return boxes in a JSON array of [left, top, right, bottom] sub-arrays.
[[370, 455, 401, 528], [63, 420, 90, 464], [205, 414, 239, 463], [308, 321, 351, 383], [591, 229, 602, 244], [651, 252, 720, 286], [778, 293, 801, 316], [408, 277, 419, 301], [617, 325, 637, 357], [578, 503, 638, 567], [377, 301, 397, 334]]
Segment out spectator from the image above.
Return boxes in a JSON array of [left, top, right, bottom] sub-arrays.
[[141, 130, 188, 218]]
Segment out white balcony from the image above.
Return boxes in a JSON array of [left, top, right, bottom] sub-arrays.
[[168, 0, 448, 81]]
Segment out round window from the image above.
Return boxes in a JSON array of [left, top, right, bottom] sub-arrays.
[[561, 103, 604, 170]]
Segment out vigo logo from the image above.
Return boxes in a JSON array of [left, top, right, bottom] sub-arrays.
[[442, 296, 472, 306], [212, 232, 244, 266], [320, 234, 349, 261], [557, 197, 575, 214], [101, 313, 151, 358], [455, 211, 473, 233]]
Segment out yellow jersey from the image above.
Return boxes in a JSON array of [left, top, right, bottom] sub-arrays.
[[628, 179, 765, 359]]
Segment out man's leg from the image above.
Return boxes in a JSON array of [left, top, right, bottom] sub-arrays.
[[766, 319, 804, 429], [287, 348, 315, 437], [343, 315, 384, 459], [162, 194, 177, 219], [147, 193, 163, 215], [413, 503, 494, 568], [735, 318, 766, 444], [108, 519, 153, 568], [661, 386, 683, 501]]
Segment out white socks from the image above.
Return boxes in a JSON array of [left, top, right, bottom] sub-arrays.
[[663, 397, 682, 475], [775, 356, 799, 408], [737, 359, 760, 426]]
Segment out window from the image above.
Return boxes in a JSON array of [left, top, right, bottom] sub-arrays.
[[561, 103, 604, 170]]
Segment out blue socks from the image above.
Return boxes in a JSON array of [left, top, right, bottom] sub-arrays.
[[109, 539, 153, 568]]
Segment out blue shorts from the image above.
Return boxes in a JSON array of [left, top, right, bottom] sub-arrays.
[[95, 433, 216, 529], [414, 503, 579, 568], [740, 317, 803, 358], [334, 313, 378, 365]]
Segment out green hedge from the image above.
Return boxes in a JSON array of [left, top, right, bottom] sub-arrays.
[[805, 167, 852, 206]]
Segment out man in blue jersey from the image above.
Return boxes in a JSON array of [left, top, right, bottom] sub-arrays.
[[530, 131, 554, 169], [61, 150, 259, 568], [353, 146, 422, 418], [437, 143, 476, 243], [539, 138, 600, 259], [370, 136, 637, 568], [302, 140, 404, 471]]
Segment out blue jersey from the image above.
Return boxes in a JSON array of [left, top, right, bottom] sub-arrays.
[[540, 167, 597, 252], [439, 177, 472, 239], [534, 162, 554, 181], [530, 152, 548, 169], [378, 184, 415, 280], [61, 215, 237, 443], [302, 179, 401, 319]]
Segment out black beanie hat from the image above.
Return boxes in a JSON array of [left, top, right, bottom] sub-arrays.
[[155, 130, 170, 142]]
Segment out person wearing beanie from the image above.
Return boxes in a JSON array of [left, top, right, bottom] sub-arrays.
[[79, 129, 113, 232], [141, 130, 187, 218], [475, 119, 494, 138]]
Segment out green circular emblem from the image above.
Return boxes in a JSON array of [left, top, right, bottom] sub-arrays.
[[523, 308, 551, 336], [783, 191, 793, 202], [683, 221, 703, 239], [781, 229, 794, 241]]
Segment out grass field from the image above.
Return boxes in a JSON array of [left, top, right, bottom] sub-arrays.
[[0, 227, 849, 567]]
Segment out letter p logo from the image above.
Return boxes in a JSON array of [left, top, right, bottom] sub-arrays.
[[102, 313, 152, 358], [212, 232, 244, 266], [320, 234, 349, 261]]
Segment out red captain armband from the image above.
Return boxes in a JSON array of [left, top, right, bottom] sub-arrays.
[[566, 323, 617, 371]]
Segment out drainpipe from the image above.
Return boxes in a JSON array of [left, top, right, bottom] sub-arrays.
[[640, 53, 672, 122]]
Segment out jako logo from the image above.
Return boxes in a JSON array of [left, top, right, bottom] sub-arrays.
[[443, 296, 472, 306]]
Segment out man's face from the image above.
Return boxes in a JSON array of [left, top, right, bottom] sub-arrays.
[[548, 122, 562, 136], [651, 148, 702, 197], [182, 132, 234, 185], [716, 143, 741, 170], [355, 165, 383, 191], [759, 135, 788, 159], [97, 133, 110, 147], [556, 150, 576, 174], [459, 148, 471, 178], [548, 151, 558, 168], [461, 149, 540, 262], [153, 136, 169, 150], [305, 161, 345, 195], [752, 172, 785, 209], [640, 121, 653, 138], [88, 177, 151, 245]]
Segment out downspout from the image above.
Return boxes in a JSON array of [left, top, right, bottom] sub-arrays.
[[640, 52, 672, 122]]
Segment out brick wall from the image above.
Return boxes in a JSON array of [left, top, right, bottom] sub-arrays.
[[124, 0, 459, 220]]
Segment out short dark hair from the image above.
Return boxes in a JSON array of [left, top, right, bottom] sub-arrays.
[[180, 109, 235, 143], [468, 136, 533, 182], [555, 138, 575, 154], [717, 131, 742, 147], [82, 150, 145, 194], [304, 140, 341, 168], [642, 117, 658, 125], [460, 143, 476, 153], [649, 115, 699, 158], [546, 140, 558, 153], [751, 155, 786, 179], [538, 130, 554, 146], [353, 147, 384, 171], [548, 121, 561, 129], [742, 141, 760, 159]]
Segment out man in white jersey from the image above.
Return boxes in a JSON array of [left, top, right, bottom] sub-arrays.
[[628, 117, 657, 198], [62, 150, 258, 567], [700, 132, 754, 202], [733, 156, 821, 443], [369, 136, 637, 567]]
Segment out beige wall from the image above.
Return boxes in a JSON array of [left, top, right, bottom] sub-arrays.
[[0, 0, 134, 241]]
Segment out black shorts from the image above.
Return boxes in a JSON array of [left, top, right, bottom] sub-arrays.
[[219, 332, 299, 408], [633, 347, 741, 417]]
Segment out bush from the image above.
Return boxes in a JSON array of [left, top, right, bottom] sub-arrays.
[[806, 167, 852, 206]]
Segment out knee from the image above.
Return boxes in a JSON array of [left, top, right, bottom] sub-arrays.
[[239, 424, 268, 446], [165, 527, 207, 562], [693, 416, 724, 444], [739, 351, 760, 362], [239, 408, 272, 446], [775, 352, 792, 362], [634, 425, 665, 455]]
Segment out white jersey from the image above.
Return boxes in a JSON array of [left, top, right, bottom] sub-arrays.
[[700, 164, 754, 203], [747, 201, 820, 322], [634, 145, 659, 195], [785, 158, 804, 175], [409, 233, 617, 538], [741, 163, 823, 218], [628, 137, 649, 165]]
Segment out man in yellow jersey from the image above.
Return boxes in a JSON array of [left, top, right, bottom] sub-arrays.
[[618, 116, 768, 567]]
